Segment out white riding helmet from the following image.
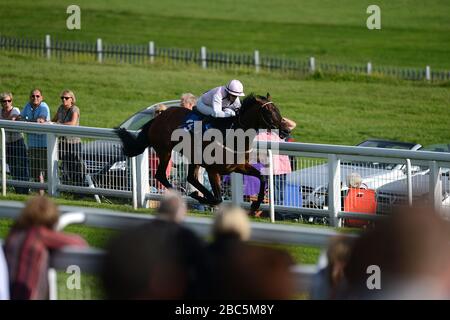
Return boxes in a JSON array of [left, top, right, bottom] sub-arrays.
[[225, 79, 245, 97]]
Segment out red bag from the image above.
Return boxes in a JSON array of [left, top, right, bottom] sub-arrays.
[[343, 187, 377, 228]]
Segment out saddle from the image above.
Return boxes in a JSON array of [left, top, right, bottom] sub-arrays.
[[181, 107, 235, 136]]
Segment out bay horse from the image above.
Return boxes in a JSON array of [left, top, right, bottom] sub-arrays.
[[116, 93, 290, 214]]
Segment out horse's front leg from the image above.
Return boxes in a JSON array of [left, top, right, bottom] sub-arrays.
[[236, 164, 266, 216], [207, 170, 223, 206]]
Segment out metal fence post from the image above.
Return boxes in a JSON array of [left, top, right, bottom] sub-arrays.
[[47, 133, 59, 196], [309, 57, 315, 73], [268, 149, 275, 223], [429, 160, 442, 211], [230, 172, 243, 207], [426, 65, 431, 81], [48, 268, 58, 300], [406, 159, 413, 206], [96, 38, 103, 63], [201, 46, 207, 69], [136, 148, 149, 208], [131, 156, 138, 209], [367, 62, 372, 75], [1, 128, 6, 196], [45, 34, 51, 59], [149, 41, 155, 63], [254, 50, 260, 73], [328, 154, 341, 227]]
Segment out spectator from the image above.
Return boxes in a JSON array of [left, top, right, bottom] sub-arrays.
[[180, 93, 197, 110], [310, 235, 354, 299], [0, 92, 30, 194], [0, 246, 9, 300], [153, 103, 167, 117], [52, 89, 83, 185], [245, 130, 292, 208], [281, 117, 298, 171], [207, 205, 251, 297], [281, 117, 297, 132], [207, 205, 295, 299], [211, 243, 296, 299], [343, 206, 450, 299], [102, 220, 210, 299], [211, 205, 251, 244], [156, 189, 187, 223], [4, 196, 87, 300], [20, 88, 50, 186]]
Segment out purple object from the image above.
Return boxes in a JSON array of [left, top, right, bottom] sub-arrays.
[[222, 163, 266, 196]]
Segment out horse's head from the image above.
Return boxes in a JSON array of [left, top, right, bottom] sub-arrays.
[[238, 93, 290, 136]]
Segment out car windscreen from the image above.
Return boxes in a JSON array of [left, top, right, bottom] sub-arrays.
[[119, 111, 154, 130], [357, 140, 417, 150], [341, 161, 398, 170], [420, 144, 450, 153], [340, 140, 417, 170], [418, 144, 450, 174]]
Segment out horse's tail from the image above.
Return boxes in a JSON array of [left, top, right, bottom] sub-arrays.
[[115, 119, 154, 157]]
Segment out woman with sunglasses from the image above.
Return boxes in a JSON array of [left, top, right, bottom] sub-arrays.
[[51, 90, 83, 186], [0, 92, 30, 194]]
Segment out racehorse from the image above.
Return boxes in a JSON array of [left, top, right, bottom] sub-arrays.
[[116, 93, 290, 214]]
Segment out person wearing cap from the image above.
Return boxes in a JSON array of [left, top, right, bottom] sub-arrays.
[[196, 80, 245, 118]]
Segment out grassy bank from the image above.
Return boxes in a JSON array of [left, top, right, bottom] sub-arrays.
[[1, 0, 449, 69], [0, 52, 449, 146]]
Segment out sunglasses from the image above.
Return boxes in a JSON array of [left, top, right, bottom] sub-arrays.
[[61, 96, 72, 100], [1, 99, 12, 103], [31, 95, 41, 98]]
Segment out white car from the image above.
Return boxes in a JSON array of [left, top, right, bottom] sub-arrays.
[[284, 139, 422, 211], [376, 144, 450, 213]]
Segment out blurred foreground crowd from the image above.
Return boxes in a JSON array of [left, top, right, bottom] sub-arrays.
[[1, 193, 450, 300]]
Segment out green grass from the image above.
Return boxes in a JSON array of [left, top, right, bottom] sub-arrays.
[[1, 0, 449, 69], [0, 52, 449, 146]]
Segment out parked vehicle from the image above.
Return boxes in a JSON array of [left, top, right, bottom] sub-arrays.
[[79, 100, 181, 192], [375, 144, 450, 213], [283, 139, 422, 223]]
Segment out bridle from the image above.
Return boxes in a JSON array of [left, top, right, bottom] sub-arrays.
[[236, 100, 277, 129]]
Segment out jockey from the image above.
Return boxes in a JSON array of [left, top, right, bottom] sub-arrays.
[[196, 79, 245, 118]]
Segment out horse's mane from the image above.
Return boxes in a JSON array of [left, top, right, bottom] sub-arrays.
[[241, 93, 268, 112]]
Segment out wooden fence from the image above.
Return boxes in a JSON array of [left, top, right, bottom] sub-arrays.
[[1, 34, 449, 81]]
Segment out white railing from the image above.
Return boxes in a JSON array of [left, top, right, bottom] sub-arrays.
[[1, 102, 450, 226]]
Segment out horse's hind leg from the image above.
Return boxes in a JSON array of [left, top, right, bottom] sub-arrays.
[[187, 164, 215, 204], [154, 151, 173, 189]]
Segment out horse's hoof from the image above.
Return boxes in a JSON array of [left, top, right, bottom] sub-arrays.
[[250, 201, 261, 212], [211, 199, 223, 206], [189, 191, 199, 198], [249, 210, 264, 218], [189, 192, 208, 204]]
